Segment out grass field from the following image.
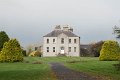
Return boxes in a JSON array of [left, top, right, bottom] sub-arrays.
[[64, 57, 120, 80], [0, 57, 56, 80], [0, 57, 120, 80]]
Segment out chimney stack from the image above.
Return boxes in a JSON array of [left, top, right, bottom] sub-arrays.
[[54, 25, 61, 30], [63, 25, 73, 32]]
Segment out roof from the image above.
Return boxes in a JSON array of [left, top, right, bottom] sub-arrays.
[[43, 30, 79, 37]]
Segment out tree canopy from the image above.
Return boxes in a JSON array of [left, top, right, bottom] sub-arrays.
[[0, 39, 23, 62], [0, 31, 9, 51], [90, 41, 104, 57], [99, 40, 120, 61]]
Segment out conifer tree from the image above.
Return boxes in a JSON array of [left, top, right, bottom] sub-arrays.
[[0, 39, 23, 62], [0, 31, 9, 51], [99, 40, 120, 61]]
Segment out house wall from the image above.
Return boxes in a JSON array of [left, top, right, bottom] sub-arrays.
[[57, 33, 69, 54], [68, 37, 80, 56], [43, 37, 57, 57], [43, 34, 80, 57]]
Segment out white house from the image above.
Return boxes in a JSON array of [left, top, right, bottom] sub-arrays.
[[43, 25, 80, 57]]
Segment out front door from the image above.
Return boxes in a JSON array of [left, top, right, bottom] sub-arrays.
[[60, 47, 64, 54]]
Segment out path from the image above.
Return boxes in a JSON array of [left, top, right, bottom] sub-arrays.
[[50, 63, 98, 80]]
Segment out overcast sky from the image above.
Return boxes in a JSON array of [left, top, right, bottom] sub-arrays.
[[0, 0, 120, 47]]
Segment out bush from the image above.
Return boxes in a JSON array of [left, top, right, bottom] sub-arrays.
[[99, 40, 120, 61], [29, 51, 41, 57], [0, 39, 23, 62]]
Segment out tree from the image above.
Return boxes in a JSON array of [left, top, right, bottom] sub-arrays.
[[80, 48, 90, 57], [99, 40, 120, 61], [26, 45, 34, 56], [0, 39, 23, 62], [21, 47, 27, 56], [90, 41, 104, 57], [113, 26, 120, 41], [0, 31, 9, 51]]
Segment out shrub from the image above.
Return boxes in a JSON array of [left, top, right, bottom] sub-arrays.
[[99, 40, 120, 61], [29, 51, 41, 57], [0, 39, 23, 62]]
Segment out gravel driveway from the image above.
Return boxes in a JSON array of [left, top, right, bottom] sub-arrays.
[[50, 63, 98, 80]]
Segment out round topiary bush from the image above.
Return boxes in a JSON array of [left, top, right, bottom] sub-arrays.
[[0, 39, 23, 62], [99, 40, 120, 61]]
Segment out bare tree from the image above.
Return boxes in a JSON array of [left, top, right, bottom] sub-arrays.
[[26, 45, 34, 56]]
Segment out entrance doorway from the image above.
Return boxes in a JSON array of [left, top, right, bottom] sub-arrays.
[[60, 47, 64, 54]]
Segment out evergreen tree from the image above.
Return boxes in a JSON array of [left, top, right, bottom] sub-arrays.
[[0, 31, 9, 51], [99, 40, 120, 61], [0, 39, 23, 62]]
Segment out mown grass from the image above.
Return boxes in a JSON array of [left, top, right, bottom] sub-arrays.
[[0, 57, 56, 80], [64, 57, 120, 80], [24, 57, 120, 80], [0, 57, 120, 80]]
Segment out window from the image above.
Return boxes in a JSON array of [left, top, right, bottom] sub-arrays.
[[69, 39, 71, 43], [74, 39, 77, 43], [53, 39, 55, 43], [53, 47, 55, 52], [74, 47, 76, 52], [61, 47, 64, 50], [68, 47, 71, 52], [47, 47, 49, 52], [61, 38, 64, 44], [47, 39, 49, 44]]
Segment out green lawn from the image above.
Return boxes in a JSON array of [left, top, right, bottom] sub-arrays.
[[0, 57, 56, 80], [64, 57, 120, 80], [0, 57, 119, 80]]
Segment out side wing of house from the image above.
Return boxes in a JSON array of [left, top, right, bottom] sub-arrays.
[[67, 37, 80, 57]]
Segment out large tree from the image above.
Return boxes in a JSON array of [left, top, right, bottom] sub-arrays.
[[0, 31, 9, 51], [99, 40, 120, 61], [90, 41, 104, 57]]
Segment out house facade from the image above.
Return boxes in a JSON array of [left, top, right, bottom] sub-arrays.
[[43, 25, 80, 57]]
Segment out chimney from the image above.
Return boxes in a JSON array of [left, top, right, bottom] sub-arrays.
[[63, 25, 73, 32], [54, 25, 61, 30], [68, 27, 73, 32]]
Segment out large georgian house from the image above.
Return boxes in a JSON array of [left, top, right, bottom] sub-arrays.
[[43, 25, 80, 57]]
